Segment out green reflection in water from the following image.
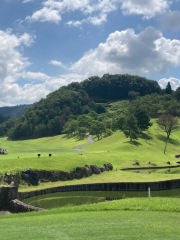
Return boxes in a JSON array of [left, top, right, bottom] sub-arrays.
[[23, 189, 180, 209]]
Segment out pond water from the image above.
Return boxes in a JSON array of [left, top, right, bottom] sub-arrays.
[[23, 188, 180, 209]]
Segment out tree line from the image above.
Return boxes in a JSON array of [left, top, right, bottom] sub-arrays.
[[0, 74, 180, 141]]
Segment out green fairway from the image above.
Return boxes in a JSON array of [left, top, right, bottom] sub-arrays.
[[1, 122, 180, 189], [1, 198, 180, 240]]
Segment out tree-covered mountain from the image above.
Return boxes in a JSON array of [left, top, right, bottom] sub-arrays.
[[6, 74, 170, 140], [70, 74, 161, 102], [0, 104, 32, 118]]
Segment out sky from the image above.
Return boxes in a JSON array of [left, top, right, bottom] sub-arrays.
[[0, 0, 180, 106]]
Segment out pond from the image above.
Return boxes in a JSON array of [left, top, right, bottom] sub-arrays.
[[23, 188, 180, 209]]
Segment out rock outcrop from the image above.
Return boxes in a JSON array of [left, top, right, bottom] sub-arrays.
[[1, 163, 113, 186]]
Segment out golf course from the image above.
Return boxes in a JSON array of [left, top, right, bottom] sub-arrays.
[[1, 121, 180, 239]]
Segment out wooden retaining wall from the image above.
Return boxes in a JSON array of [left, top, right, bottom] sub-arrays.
[[18, 179, 180, 200]]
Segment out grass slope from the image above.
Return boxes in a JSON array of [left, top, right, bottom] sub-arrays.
[[1, 198, 180, 240], [1, 122, 180, 190]]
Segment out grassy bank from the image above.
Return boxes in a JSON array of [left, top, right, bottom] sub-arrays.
[[1, 198, 180, 240], [1, 122, 180, 190]]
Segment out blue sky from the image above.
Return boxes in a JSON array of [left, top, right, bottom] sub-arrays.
[[0, 0, 180, 106]]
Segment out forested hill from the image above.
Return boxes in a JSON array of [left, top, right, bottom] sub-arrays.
[[70, 74, 161, 102], [7, 74, 161, 140], [0, 104, 32, 118]]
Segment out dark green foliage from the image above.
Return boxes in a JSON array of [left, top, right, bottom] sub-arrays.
[[122, 114, 139, 141], [8, 88, 96, 140], [174, 87, 180, 101], [90, 120, 106, 141], [0, 104, 32, 118], [130, 104, 152, 131], [128, 91, 140, 101], [0, 117, 17, 137], [130, 94, 180, 118], [165, 82, 172, 95], [80, 74, 160, 102], [0, 113, 9, 124]]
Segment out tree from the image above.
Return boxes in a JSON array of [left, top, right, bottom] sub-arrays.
[[156, 115, 179, 139], [130, 104, 152, 131], [122, 114, 139, 141], [63, 119, 78, 136], [165, 82, 172, 95], [156, 114, 179, 154], [90, 120, 106, 141], [128, 91, 140, 101], [174, 87, 180, 101]]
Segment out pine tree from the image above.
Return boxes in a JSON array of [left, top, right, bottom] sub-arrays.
[[165, 82, 172, 94]]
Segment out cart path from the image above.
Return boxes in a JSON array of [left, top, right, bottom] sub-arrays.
[[73, 135, 94, 152]]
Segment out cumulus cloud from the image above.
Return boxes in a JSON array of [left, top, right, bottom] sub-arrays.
[[26, 0, 171, 26], [158, 77, 180, 90], [26, 7, 61, 24], [0, 29, 87, 106], [160, 11, 180, 30], [0, 30, 33, 84], [120, 0, 169, 19], [49, 60, 67, 69], [70, 27, 180, 76]]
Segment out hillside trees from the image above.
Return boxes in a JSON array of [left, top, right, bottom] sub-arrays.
[[6, 74, 174, 141], [80, 74, 161, 102], [8, 88, 97, 140]]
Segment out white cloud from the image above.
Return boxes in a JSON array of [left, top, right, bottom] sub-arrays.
[[0, 30, 33, 84], [120, 0, 169, 19], [70, 27, 180, 76], [158, 77, 180, 90], [160, 11, 180, 30], [18, 71, 51, 81], [49, 60, 67, 69], [23, 0, 34, 3], [0, 29, 87, 106], [26, 7, 61, 24], [26, 0, 171, 26]]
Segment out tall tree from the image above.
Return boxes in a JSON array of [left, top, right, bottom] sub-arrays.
[[165, 82, 172, 95], [122, 114, 139, 141]]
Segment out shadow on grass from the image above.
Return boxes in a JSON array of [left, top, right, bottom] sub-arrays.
[[62, 134, 86, 142], [139, 133, 153, 141], [156, 134, 180, 146], [124, 140, 142, 146]]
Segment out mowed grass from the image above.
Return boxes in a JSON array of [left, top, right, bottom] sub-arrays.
[[1, 198, 180, 240], [1, 121, 180, 189]]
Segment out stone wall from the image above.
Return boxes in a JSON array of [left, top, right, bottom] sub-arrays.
[[0, 186, 18, 210], [0, 186, 44, 212], [9, 199, 44, 213], [18, 179, 180, 201]]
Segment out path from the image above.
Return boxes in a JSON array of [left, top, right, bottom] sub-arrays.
[[73, 135, 94, 152]]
